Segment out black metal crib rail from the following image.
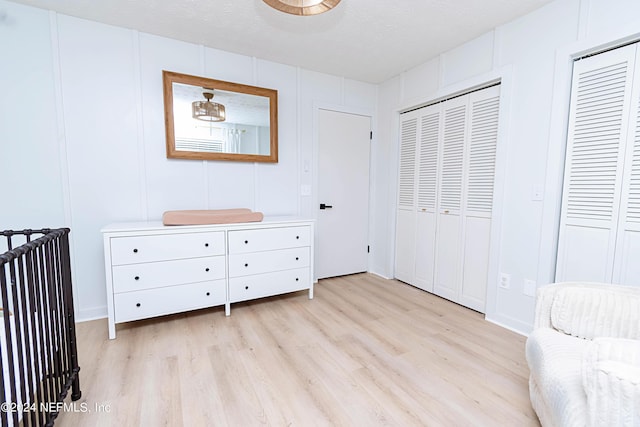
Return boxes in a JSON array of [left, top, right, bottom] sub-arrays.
[[0, 228, 81, 427]]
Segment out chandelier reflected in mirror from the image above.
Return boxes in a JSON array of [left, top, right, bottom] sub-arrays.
[[263, 0, 341, 16], [192, 90, 226, 122]]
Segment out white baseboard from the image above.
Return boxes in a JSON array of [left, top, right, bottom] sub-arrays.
[[485, 314, 531, 337], [368, 270, 393, 280], [76, 306, 107, 323]]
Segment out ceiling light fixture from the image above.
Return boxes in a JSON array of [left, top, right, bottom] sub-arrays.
[[263, 0, 341, 16], [192, 90, 226, 122]]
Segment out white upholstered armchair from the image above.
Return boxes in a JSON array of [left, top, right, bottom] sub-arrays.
[[525, 282, 640, 426]]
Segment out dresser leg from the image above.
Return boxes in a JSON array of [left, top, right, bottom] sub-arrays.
[[108, 321, 116, 340]]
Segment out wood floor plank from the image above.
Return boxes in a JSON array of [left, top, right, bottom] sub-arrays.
[[55, 273, 538, 426]]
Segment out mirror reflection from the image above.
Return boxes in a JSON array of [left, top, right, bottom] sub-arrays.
[[163, 71, 278, 163]]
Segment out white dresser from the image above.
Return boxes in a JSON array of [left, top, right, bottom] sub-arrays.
[[102, 218, 314, 339]]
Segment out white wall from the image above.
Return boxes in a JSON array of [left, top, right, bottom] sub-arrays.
[[0, 1, 376, 320], [5, 0, 639, 333], [374, 0, 640, 334]]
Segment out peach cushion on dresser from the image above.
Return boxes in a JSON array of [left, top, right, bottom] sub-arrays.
[[162, 209, 264, 225]]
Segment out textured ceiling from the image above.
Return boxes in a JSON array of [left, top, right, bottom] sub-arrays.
[[6, 0, 553, 83]]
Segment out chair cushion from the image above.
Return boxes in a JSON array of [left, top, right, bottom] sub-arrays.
[[526, 329, 589, 427], [550, 286, 640, 340], [582, 338, 640, 427]]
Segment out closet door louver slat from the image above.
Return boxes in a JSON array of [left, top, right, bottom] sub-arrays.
[[439, 105, 466, 213], [398, 118, 418, 208], [466, 95, 500, 216], [418, 112, 440, 212], [565, 61, 628, 223]]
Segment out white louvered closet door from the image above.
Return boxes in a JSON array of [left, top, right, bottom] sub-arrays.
[[395, 85, 501, 310], [460, 85, 501, 311], [395, 112, 419, 283], [613, 45, 640, 286], [434, 95, 469, 301], [414, 104, 442, 291], [556, 44, 637, 283]]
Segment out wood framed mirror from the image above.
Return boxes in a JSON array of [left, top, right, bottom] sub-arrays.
[[163, 70, 278, 162]]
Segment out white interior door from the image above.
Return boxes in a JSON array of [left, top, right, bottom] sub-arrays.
[[317, 109, 371, 279], [459, 86, 500, 312], [414, 106, 441, 292], [395, 114, 418, 284], [556, 44, 637, 283], [434, 95, 468, 301], [394, 86, 499, 312], [613, 44, 640, 286]]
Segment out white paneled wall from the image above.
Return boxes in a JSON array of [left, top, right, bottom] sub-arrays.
[[139, 35, 210, 216], [6, 0, 640, 333], [0, 1, 376, 320], [0, 6, 66, 229], [377, 0, 640, 334], [441, 31, 494, 87]]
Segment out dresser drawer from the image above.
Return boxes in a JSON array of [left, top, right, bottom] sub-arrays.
[[228, 226, 311, 253], [110, 231, 225, 265], [229, 268, 310, 303], [114, 279, 226, 322], [228, 247, 310, 277], [112, 256, 225, 293]]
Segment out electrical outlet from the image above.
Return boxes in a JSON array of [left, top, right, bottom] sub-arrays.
[[524, 279, 537, 297], [499, 273, 511, 289]]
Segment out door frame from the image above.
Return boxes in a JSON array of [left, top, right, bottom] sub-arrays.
[[312, 103, 375, 281]]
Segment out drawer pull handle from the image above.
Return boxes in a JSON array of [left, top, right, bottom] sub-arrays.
[[205, 268, 210, 272], [295, 257, 299, 261], [206, 292, 210, 296], [205, 243, 209, 247], [134, 276, 140, 281], [245, 285, 249, 290], [136, 303, 141, 307], [133, 248, 138, 253], [296, 278, 299, 281], [296, 236, 300, 239], [244, 240, 248, 244], [244, 263, 248, 267]]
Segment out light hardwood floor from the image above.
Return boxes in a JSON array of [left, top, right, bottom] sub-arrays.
[[57, 273, 539, 426]]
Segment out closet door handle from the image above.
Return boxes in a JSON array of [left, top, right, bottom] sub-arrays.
[[320, 203, 333, 210]]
